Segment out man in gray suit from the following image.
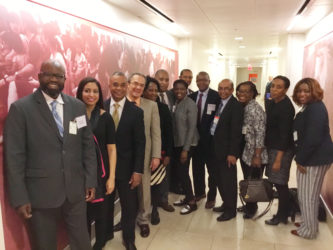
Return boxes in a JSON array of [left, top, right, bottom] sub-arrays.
[[127, 73, 161, 238], [4, 59, 97, 250]]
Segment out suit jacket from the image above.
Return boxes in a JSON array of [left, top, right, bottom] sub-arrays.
[[139, 98, 161, 172], [172, 96, 199, 151], [212, 95, 244, 161], [4, 89, 97, 209], [189, 88, 220, 151], [105, 98, 145, 181], [165, 90, 175, 111], [293, 101, 333, 166], [157, 101, 173, 157]]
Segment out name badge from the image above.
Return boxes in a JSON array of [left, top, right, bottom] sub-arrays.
[[69, 121, 77, 135], [213, 116, 220, 125], [172, 105, 176, 112], [242, 126, 247, 135], [207, 104, 216, 115], [75, 115, 87, 129], [293, 131, 298, 141]]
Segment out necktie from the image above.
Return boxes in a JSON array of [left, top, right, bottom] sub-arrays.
[[197, 93, 203, 123], [112, 103, 120, 129], [160, 92, 166, 104], [210, 100, 224, 136], [51, 100, 64, 137]]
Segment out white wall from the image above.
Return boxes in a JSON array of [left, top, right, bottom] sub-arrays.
[[306, 12, 333, 46], [236, 67, 263, 92]]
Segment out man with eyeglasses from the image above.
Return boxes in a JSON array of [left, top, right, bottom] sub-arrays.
[[4, 59, 97, 250], [208, 79, 244, 222], [126, 73, 161, 238]]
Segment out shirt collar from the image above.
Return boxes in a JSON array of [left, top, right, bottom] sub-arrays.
[[199, 88, 209, 96], [42, 90, 64, 105], [221, 95, 232, 105], [110, 96, 126, 108]]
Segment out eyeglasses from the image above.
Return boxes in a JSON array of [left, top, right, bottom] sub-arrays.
[[39, 72, 66, 80]]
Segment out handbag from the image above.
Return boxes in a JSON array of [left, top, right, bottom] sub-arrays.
[[150, 163, 166, 186], [239, 172, 274, 220]]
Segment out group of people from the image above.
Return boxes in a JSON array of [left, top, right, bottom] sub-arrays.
[[4, 59, 333, 250]]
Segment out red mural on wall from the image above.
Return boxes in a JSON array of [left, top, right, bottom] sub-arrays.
[[303, 30, 333, 215], [0, 2, 178, 249]]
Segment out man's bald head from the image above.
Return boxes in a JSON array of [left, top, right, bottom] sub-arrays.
[[38, 59, 66, 99], [155, 69, 169, 92], [218, 79, 234, 100]]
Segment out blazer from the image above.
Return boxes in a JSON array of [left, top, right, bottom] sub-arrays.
[[4, 89, 97, 209], [157, 101, 173, 157], [293, 101, 333, 166], [105, 98, 145, 180], [189, 88, 220, 150], [241, 99, 268, 166], [139, 98, 161, 171], [212, 95, 244, 161], [172, 96, 199, 151]]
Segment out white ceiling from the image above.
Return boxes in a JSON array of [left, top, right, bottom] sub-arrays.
[[105, 0, 333, 64]]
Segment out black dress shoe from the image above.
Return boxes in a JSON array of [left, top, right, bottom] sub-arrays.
[[137, 223, 150, 237], [113, 221, 122, 232], [212, 205, 225, 213], [265, 215, 288, 226], [217, 212, 236, 222], [243, 213, 255, 219], [151, 207, 160, 225], [237, 205, 246, 213], [180, 203, 197, 215], [173, 199, 186, 206], [158, 201, 175, 212], [123, 241, 137, 250]]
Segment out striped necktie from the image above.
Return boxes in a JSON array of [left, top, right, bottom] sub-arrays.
[[51, 100, 64, 137]]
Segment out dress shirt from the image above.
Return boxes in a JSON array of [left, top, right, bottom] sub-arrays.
[[109, 96, 126, 120], [196, 88, 209, 120], [158, 92, 170, 107], [210, 95, 232, 136], [42, 90, 64, 125]]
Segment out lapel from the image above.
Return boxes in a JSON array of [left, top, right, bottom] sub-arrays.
[[62, 93, 72, 143], [216, 95, 234, 128], [33, 89, 63, 142]]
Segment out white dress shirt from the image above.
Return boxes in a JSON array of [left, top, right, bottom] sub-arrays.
[[42, 91, 64, 125], [196, 88, 209, 120], [109, 96, 126, 120]]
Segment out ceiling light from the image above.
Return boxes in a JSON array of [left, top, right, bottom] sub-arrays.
[[239, 45, 246, 49], [234, 37, 243, 41]]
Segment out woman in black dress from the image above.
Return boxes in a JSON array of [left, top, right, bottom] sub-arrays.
[[77, 77, 117, 250], [265, 75, 295, 226]]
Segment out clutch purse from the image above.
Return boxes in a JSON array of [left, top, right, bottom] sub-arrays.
[[150, 163, 166, 186]]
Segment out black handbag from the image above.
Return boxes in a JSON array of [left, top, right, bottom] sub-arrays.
[[239, 176, 274, 220]]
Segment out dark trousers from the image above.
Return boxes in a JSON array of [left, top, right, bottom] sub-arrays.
[[169, 154, 183, 194], [174, 146, 195, 202], [29, 198, 91, 250], [192, 144, 217, 201], [108, 179, 138, 243], [159, 163, 170, 203], [275, 183, 289, 220], [240, 159, 265, 214], [209, 156, 237, 215], [87, 196, 111, 248]]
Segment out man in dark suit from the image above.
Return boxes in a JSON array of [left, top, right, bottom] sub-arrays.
[[105, 72, 145, 250], [189, 72, 220, 209], [179, 69, 194, 94], [208, 79, 243, 221], [155, 69, 174, 111], [4, 59, 97, 250]]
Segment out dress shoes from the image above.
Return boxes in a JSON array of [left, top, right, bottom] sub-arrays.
[[180, 204, 197, 215], [243, 213, 255, 219], [205, 200, 216, 209], [173, 199, 186, 206], [217, 212, 236, 222], [113, 221, 122, 232], [291, 229, 300, 237], [137, 223, 150, 238], [294, 222, 301, 227], [158, 201, 175, 212], [123, 241, 137, 250], [212, 205, 225, 213], [151, 207, 160, 225], [265, 215, 288, 226], [195, 194, 206, 202]]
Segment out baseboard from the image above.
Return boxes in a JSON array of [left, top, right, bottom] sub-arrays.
[[320, 195, 333, 235]]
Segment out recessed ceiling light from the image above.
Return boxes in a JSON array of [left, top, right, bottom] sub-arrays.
[[239, 45, 246, 48], [235, 37, 243, 41]]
